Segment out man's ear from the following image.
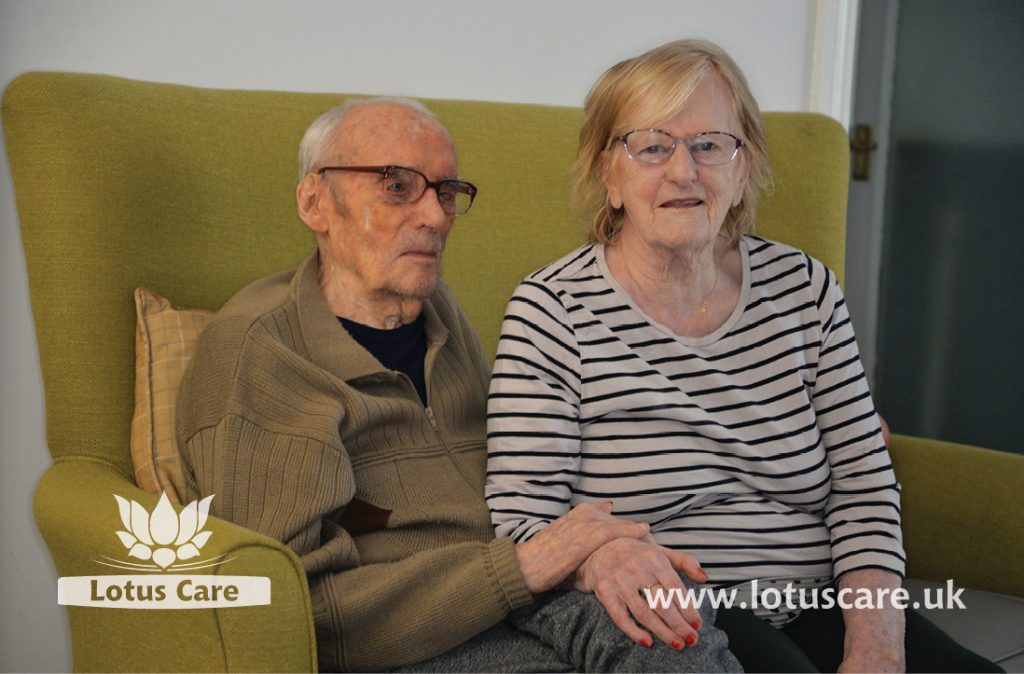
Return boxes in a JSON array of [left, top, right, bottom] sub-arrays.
[[297, 173, 329, 234]]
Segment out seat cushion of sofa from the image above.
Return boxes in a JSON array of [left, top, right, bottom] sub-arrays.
[[904, 578, 1024, 668]]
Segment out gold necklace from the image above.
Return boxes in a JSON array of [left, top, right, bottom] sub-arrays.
[[696, 267, 719, 316], [685, 264, 720, 334]]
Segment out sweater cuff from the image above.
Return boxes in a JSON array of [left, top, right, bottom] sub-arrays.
[[488, 536, 533, 610], [832, 549, 907, 583]]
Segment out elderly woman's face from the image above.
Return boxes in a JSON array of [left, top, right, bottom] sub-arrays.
[[602, 74, 748, 253]]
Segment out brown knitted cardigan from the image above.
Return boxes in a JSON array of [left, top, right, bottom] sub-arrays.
[[177, 252, 532, 671]]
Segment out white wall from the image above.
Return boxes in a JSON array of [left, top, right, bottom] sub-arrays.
[[0, 1, 836, 670]]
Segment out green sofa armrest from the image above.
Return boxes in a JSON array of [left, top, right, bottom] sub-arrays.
[[889, 433, 1024, 598], [35, 459, 317, 672]]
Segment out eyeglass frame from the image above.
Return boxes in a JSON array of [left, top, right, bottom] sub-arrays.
[[316, 164, 478, 215], [611, 129, 745, 166]]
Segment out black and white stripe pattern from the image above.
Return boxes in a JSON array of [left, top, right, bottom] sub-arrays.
[[486, 237, 905, 615]]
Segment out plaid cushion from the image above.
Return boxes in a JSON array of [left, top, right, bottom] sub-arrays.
[[130, 288, 212, 503]]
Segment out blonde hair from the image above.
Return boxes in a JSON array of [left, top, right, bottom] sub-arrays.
[[574, 39, 772, 247]]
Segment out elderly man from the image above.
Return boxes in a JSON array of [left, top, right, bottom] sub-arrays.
[[177, 98, 737, 672]]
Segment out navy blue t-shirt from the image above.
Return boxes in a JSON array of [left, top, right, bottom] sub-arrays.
[[339, 314, 428, 405]]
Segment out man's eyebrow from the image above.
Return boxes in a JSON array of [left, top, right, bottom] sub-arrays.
[[398, 164, 460, 181]]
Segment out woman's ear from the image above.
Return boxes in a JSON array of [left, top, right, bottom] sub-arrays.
[[731, 148, 752, 208], [601, 150, 623, 210], [296, 173, 329, 234]]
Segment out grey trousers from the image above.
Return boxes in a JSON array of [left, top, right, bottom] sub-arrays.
[[395, 590, 742, 673]]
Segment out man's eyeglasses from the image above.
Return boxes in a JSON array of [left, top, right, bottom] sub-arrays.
[[613, 129, 744, 166], [317, 165, 477, 216]]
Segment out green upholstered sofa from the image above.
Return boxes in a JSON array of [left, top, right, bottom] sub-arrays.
[[4, 72, 1023, 672]]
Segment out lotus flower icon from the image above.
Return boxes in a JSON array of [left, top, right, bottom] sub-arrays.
[[113, 492, 214, 570]]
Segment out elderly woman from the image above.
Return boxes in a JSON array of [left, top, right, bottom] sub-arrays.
[[487, 40, 1000, 673]]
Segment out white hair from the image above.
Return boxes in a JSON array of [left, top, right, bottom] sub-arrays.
[[297, 97, 439, 180]]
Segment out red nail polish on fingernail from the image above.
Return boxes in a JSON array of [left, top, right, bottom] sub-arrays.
[[671, 639, 682, 650], [691, 621, 701, 630], [641, 637, 652, 648], [685, 634, 697, 646]]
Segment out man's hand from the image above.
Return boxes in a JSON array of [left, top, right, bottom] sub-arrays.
[[573, 537, 707, 649], [514, 501, 649, 594]]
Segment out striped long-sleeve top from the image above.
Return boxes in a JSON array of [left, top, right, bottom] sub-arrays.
[[486, 237, 905, 602]]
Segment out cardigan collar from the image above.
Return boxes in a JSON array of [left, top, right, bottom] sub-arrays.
[[291, 251, 449, 383]]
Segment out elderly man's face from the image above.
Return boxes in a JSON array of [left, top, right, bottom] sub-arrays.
[[310, 104, 457, 303]]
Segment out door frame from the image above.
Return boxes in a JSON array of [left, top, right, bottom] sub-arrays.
[[844, 0, 900, 385], [809, 0, 861, 130]]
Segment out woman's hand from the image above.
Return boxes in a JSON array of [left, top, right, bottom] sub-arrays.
[[839, 627, 905, 674], [572, 537, 707, 649], [515, 501, 650, 594], [837, 569, 906, 673], [838, 646, 904, 674]]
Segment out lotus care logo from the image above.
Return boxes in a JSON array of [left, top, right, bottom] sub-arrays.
[[57, 492, 270, 609], [110, 493, 217, 570]]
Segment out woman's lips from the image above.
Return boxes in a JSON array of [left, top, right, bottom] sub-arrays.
[[660, 198, 704, 208]]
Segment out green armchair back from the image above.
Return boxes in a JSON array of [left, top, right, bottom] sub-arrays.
[[2, 72, 848, 473], [4, 72, 1021, 672]]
